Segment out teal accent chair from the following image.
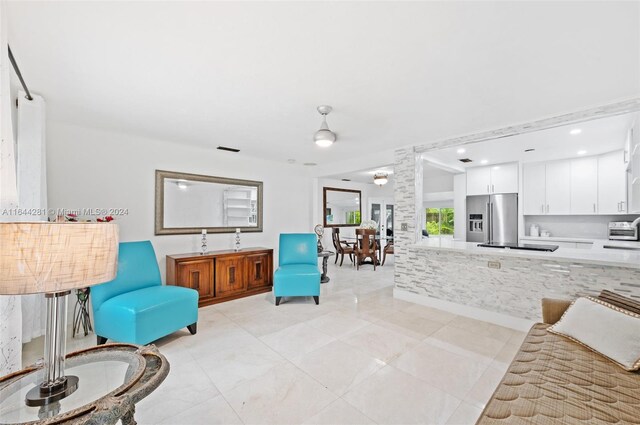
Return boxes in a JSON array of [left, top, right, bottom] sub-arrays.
[[274, 233, 321, 306], [92, 241, 198, 345]]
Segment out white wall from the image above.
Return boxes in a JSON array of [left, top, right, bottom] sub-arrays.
[[46, 122, 313, 279]]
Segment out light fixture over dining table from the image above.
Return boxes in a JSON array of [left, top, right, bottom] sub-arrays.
[[374, 172, 388, 186]]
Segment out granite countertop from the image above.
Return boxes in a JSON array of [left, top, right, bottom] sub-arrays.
[[414, 237, 640, 269]]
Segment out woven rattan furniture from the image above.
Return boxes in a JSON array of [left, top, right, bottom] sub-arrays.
[[476, 298, 640, 424]]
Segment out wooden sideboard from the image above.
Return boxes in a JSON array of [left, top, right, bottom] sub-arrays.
[[166, 247, 273, 307]]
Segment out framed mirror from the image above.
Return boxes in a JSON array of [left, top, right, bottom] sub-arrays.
[[155, 170, 263, 235], [323, 187, 362, 227]]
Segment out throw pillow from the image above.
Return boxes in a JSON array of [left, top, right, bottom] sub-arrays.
[[548, 296, 640, 371]]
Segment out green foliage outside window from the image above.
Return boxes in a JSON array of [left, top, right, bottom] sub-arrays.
[[426, 208, 454, 235], [346, 210, 361, 225]]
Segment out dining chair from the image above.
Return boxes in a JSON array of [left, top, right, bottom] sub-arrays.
[[354, 228, 378, 270], [382, 240, 394, 266], [331, 228, 355, 266]]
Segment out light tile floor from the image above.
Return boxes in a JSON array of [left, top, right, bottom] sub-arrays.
[[23, 257, 527, 425]]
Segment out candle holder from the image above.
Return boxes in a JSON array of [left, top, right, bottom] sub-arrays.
[[201, 232, 208, 255], [234, 228, 241, 251]]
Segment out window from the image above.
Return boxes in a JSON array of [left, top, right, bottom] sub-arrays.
[[346, 210, 361, 225], [426, 208, 454, 236]]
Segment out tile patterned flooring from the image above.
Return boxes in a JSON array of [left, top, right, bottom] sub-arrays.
[[23, 257, 526, 425]]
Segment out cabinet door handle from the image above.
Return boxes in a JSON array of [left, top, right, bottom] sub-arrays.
[[621, 201, 625, 212], [593, 203, 596, 213], [618, 202, 621, 212], [546, 204, 549, 213], [492, 184, 495, 193], [487, 185, 490, 193], [541, 204, 544, 213]]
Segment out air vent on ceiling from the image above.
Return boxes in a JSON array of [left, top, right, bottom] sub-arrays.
[[341, 178, 351, 182], [217, 146, 240, 153], [459, 158, 473, 163]]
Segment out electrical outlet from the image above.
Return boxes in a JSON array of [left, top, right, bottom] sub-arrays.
[[488, 260, 501, 269], [401, 223, 408, 231]]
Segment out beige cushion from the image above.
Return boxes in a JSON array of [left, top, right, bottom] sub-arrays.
[[548, 297, 640, 371]]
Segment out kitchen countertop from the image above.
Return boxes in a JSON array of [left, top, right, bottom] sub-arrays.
[[520, 235, 640, 247], [414, 237, 640, 269]]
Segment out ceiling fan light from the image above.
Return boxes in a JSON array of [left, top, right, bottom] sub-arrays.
[[314, 129, 336, 147]]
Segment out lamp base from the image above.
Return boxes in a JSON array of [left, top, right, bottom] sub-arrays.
[[25, 375, 78, 406]]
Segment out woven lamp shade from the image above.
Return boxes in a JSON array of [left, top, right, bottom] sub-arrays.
[[0, 222, 119, 295]]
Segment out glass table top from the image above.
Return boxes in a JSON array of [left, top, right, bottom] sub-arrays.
[[0, 351, 140, 424]]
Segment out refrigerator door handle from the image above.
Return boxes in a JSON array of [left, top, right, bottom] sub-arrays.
[[486, 202, 492, 243], [490, 202, 494, 243]]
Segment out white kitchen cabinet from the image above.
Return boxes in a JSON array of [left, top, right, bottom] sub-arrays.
[[570, 157, 598, 214], [523, 163, 546, 215], [466, 163, 518, 196], [490, 163, 519, 194], [466, 167, 491, 195], [598, 150, 627, 214], [545, 161, 571, 214]]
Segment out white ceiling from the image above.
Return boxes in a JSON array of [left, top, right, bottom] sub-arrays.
[[327, 164, 394, 185], [6, 1, 639, 169], [422, 112, 635, 170]]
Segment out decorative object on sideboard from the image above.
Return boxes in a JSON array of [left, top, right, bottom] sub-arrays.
[[234, 228, 241, 251], [314, 105, 336, 147], [0, 222, 118, 407], [314, 224, 325, 252], [201, 229, 208, 254], [72, 287, 93, 338], [373, 172, 388, 186]]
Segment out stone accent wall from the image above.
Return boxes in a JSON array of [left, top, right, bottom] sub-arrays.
[[393, 147, 640, 322]]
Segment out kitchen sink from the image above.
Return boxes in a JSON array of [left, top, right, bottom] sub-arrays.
[[603, 245, 640, 251]]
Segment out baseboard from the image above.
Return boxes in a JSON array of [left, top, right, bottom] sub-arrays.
[[393, 288, 535, 332]]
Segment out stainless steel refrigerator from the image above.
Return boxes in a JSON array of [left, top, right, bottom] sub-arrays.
[[466, 194, 518, 244]]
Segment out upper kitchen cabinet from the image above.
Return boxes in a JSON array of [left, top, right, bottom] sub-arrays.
[[545, 161, 572, 214], [523, 161, 571, 215], [466, 166, 491, 195], [570, 157, 598, 214], [524, 150, 628, 216], [491, 163, 519, 194], [523, 163, 546, 215], [598, 150, 627, 214], [466, 163, 518, 195]]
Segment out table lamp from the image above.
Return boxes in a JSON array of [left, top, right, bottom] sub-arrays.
[[0, 222, 118, 406]]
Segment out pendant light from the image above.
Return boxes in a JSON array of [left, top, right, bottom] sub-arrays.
[[314, 105, 336, 147]]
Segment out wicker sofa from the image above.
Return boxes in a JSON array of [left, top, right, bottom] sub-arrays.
[[476, 297, 640, 424]]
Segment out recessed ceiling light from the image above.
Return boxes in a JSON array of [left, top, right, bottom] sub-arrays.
[[570, 129, 582, 135], [456, 148, 466, 154], [480, 159, 488, 165], [577, 150, 587, 155]]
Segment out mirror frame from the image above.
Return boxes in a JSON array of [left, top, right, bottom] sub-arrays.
[[323, 187, 362, 228], [155, 169, 263, 235]]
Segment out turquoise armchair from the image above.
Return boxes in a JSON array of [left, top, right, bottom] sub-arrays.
[[92, 241, 198, 345], [274, 233, 321, 306]]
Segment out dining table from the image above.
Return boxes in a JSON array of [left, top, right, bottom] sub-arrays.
[[342, 235, 393, 265]]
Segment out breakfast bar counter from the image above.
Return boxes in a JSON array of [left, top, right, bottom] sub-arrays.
[[414, 238, 640, 269], [394, 237, 640, 330]]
